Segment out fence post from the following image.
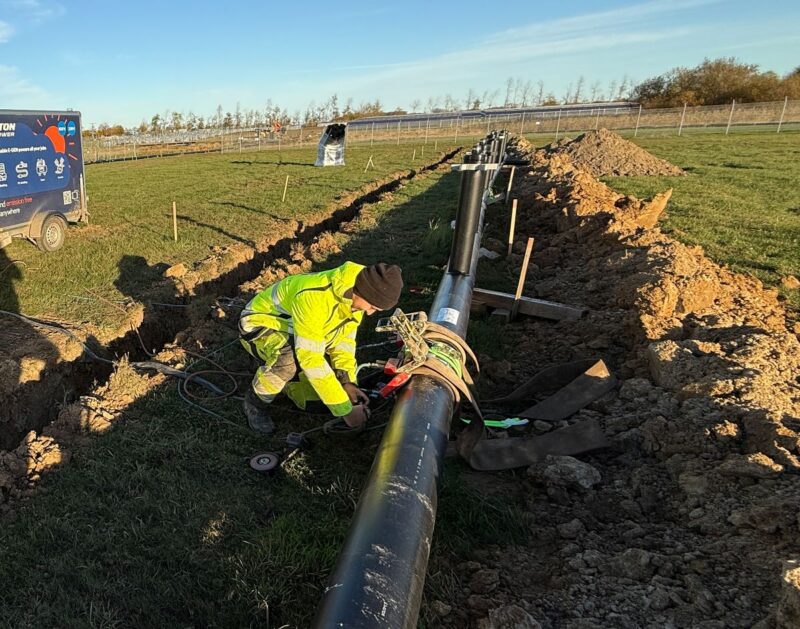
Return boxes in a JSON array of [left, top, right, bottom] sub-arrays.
[[554, 109, 562, 141], [777, 96, 788, 133], [396, 120, 401, 145], [424, 117, 429, 144], [634, 104, 642, 137], [454, 116, 459, 143], [595, 109, 600, 130], [678, 103, 687, 136], [519, 112, 525, 135], [725, 99, 736, 135]]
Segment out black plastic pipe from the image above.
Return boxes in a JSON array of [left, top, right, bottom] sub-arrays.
[[312, 135, 504, 629], [448, 152, 484, 275]]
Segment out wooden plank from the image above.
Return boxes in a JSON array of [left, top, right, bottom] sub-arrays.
[[511, 237, 535, 320], [472, 287, 586, 321], [506, 199, 517, 257]]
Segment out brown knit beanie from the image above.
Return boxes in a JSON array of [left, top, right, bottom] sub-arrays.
[[354, 263, 403, 310]]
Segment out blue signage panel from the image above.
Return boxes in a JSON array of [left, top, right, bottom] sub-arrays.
[[0, 111, 84, 230]]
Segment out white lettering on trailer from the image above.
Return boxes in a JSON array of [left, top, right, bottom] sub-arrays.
[[0, 123, 16, 131]]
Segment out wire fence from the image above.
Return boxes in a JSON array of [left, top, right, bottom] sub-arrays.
[[83, 98, 799, 164]]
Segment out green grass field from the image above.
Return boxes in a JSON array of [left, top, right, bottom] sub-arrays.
[[0, 142, 457, 328]]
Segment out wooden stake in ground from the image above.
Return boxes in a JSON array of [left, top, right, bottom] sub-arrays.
[[364, 155, 374, 173], [507, 199, 518, 257], [172, 201, 178, 242], [777, 96, 788, 133], [505, 166, 516, 206], [282, 175, 289, 203], [434, 140, 438, 151], [511, 237, 534, 320], [634, 104, 642, 137], [412, 148, 416, 162], [725, 99, 736, 135]]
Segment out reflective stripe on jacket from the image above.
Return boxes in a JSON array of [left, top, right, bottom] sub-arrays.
[[239, 261, 364, 416]]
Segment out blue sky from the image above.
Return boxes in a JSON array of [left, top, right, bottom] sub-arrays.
[[1, 0, 798, 127]]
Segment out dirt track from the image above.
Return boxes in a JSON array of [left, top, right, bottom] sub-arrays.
[[427, 133, 799, 627]]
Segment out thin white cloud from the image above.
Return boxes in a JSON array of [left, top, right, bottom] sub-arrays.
[[0, 19, 12, 41], [0, 64, 49, 106], [2, 0, 64, 23], [483, 0, 720, 45], [303, 0, 706, 96]]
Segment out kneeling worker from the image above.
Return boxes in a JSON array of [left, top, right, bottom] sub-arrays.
[[239, 261, 403, 435]]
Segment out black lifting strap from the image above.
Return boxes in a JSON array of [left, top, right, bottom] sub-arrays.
[[455, 359, 616, 472]]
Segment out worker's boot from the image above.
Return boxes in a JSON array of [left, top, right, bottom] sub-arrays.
[[243, 389, 275, 436]]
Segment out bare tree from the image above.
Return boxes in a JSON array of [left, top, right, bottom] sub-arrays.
[[617, 75, 631, 100], [464, 88, 477, 110], [607, 80, 618, 102], [536, 80, 545, 106], [504, 77, 514, 106], [573, 76, 585, 103], [562, 83, 573, 104], [484, 89, 500, 108], [520, 80, 533, 106], [589, 81, 602, 102], [512, 77, 523, 107], [234, 102, 242, 129]]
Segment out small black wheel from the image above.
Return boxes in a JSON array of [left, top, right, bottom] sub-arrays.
[[36, 214, 67, 252], [249, 452, 280, 474]]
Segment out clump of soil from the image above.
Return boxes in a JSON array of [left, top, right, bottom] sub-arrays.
[[427, 137, 799, 628], [542, 128, 686, 177]]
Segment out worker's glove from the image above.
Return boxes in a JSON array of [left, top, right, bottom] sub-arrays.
[[343, 403, 370, 428], [343, 383, 370, 406]]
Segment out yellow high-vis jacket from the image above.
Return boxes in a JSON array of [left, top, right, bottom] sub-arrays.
[[239, 261, 364, 417]]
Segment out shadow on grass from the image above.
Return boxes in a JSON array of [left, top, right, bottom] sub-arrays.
[[176, 214, 257, 248], [0, 165, 529, 627], [211, 200, 295, 222]]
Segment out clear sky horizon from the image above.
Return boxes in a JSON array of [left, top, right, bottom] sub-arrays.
[[1, 0, 798, 128]]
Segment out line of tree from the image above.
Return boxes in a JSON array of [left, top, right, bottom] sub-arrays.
[[633, 58, 800, 108], [89, 58, 797, 135]]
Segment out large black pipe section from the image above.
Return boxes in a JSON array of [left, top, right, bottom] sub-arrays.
[[312, 134, 505, 629], [448, 151, 485, 275]]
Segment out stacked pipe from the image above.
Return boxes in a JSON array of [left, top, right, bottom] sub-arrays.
[[313, 131, 507, 628]]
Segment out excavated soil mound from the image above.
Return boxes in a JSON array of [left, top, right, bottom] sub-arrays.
[[542, 128, 686, 177], [431, 140, 799, 628]]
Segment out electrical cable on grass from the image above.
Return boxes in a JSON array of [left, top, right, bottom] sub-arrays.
[[0, 309, 396, 434]]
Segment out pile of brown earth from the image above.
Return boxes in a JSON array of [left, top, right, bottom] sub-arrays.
[[534, 128, 686, 177], [424, 137, 799, 628]]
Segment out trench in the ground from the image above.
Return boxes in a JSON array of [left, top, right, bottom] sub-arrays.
[[1, 149, 461, 450]]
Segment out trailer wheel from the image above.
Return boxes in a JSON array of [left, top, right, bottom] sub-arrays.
[[36, 214, 67, 252]]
